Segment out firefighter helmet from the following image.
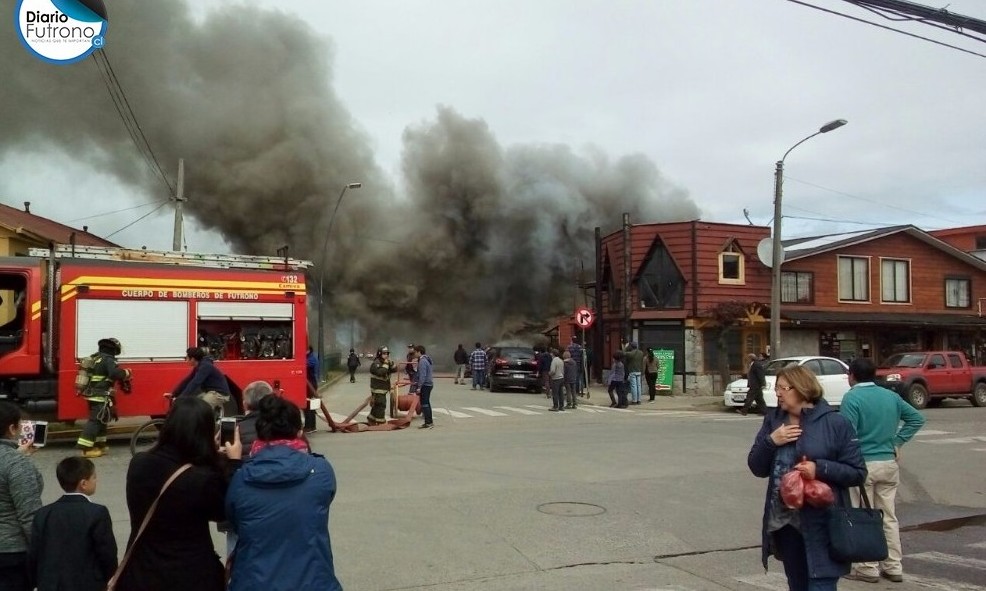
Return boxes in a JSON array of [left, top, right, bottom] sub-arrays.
[[98, 337, 121, 355]]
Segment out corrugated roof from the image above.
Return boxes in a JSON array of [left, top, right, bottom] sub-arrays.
[[782, 226, 908, 259], [781, 225, 986, 273], [0, 202, 118, 247]]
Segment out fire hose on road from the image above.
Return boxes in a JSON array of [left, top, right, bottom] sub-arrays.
[[308, 379, 420, 433]]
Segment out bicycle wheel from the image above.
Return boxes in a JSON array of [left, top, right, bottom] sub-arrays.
[[130, 419, 164, 456]]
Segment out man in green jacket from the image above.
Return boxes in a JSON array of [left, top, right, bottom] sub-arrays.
[[841, 358, 926, 584]]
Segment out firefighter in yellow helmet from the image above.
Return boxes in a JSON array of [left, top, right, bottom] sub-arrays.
[[367, 346, 397, 425], [76, 338, 131, 458]]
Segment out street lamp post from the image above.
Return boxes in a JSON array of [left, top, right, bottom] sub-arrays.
[[770, 119, 846, 359], [317, 182, 362, 372]]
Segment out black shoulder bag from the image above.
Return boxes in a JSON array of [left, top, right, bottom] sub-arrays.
[[827, 486, 889, 563]]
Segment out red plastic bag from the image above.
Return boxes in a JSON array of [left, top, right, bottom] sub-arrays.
[[780, 470, 804, 509], [804, 478, 835, 508]]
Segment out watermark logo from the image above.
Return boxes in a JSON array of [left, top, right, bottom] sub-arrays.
[[15, 0, 108, 65]]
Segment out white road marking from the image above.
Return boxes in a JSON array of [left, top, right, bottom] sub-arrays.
[[461, 406, 509, 417], [918, 436, 986, 445], [905, 574, 986, 591], [907, 551, 986, 570], [734, 573, 789, 591], [968, 541, 986, 549], [713, 416, 759, 422], [492, 406, 541, 415], [914, 430, 954, 436], [576, 406, 605, 413], [431, 408, 473, 418]]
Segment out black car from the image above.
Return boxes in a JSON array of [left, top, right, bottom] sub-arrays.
[[488, 346, 540, 392]]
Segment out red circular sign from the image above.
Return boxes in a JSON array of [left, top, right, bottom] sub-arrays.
[[575, 307, 595, 328]]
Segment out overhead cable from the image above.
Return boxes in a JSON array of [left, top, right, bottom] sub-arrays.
[[785, 0, 986, 59], [106, 201, 169, 238]]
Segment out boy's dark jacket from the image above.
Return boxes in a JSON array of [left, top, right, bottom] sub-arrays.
[[27, 495, 118, 591], [747, 399, 866, 578]]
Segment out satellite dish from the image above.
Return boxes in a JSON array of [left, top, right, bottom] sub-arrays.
[[757, 238, 785, 268]]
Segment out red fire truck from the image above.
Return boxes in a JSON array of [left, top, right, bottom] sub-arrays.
[[0, 244, 311, 420]]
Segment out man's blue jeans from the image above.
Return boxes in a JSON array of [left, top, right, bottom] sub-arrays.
[[419, 384, 434, 425], [472, 369, 485, 389], [628, 371, 642, 403]]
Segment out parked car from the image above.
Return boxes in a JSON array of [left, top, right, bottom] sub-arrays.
[[488, 346, 540, 392], [723, 356, 850, 408], [875, 351, 986, 409]]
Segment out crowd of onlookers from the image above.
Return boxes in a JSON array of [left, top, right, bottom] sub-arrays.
[[0, 380, 342, 591]]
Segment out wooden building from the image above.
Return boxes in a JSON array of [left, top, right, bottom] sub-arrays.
[[593, 220, 986, 395]]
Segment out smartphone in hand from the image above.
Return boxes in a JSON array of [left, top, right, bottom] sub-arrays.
[[219, 417, 237, 446], [19, 420, 48, 448]]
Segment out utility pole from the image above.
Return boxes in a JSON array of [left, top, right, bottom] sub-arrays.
[[172, 159, 185, 252], [622, 213, 631, 343]]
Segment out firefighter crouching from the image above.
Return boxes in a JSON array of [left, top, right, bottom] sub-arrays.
[[368, 347, 397, 425], [76, 337, 131, 458]]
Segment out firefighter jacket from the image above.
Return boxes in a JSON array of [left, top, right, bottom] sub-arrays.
[[85, 352, 129, 400], [368, 359, 396, 395]]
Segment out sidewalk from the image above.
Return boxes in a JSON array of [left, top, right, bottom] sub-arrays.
[[579, 390, 724, 412]]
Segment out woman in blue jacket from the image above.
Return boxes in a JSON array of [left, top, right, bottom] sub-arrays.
[[747, 366, 866, 591], [226, 396, 341, 591]]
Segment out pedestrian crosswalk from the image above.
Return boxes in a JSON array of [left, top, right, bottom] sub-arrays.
[[326, 404, 757, 423], [731, 545, 986, 591], [735, 570, 984, 591], [912, 430, 986, 452]]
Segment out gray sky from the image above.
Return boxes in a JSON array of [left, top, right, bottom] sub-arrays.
[[3, 0, 985, 252]]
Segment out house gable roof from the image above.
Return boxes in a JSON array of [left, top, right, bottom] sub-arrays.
[[0, 202, 118, 248], [782, 224, 986, 273]]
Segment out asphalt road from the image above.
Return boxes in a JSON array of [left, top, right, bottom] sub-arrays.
[[25, 374, 986, 590]]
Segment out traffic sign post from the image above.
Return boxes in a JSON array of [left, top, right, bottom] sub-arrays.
[[575, 307, 594, 329], [574, 307, 595, 397]]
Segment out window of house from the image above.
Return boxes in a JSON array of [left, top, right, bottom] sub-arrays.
[[638, 241, 685, 309], [880, 258, 910, 303], [945, 277, 971, 308], [838, 256, 869, 302], [718, 241, 745, 285], [781, 271, 813, 304], [975, 235, 986, 250]]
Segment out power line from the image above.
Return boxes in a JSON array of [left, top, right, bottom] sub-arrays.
[[784, 175, 969, 225], [786, 214, 894, 227], [786, 0, 986, 59], [67, 200, 165, 223], [106, 202, 169, 238], [90, 50, 175, 196]]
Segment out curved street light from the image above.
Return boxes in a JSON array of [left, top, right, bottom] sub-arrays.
[[770, 120, 847, 358], [317, 182, 362, 371]]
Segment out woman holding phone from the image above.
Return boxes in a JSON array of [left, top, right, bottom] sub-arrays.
[[0, 401, 44, 591], [118, 396, 241, 591]]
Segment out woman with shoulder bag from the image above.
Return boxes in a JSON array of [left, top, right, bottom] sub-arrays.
[[116, 397, 241, 591], [747, 365, 866, 591]]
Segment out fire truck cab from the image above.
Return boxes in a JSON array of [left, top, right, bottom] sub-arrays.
[[0, 244, 312, 421]]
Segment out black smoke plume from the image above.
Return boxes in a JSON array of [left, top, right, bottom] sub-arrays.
[[0, 0, 699, 350]]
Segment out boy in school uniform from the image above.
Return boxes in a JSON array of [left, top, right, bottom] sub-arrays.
[[27, 456, 118, 591]]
